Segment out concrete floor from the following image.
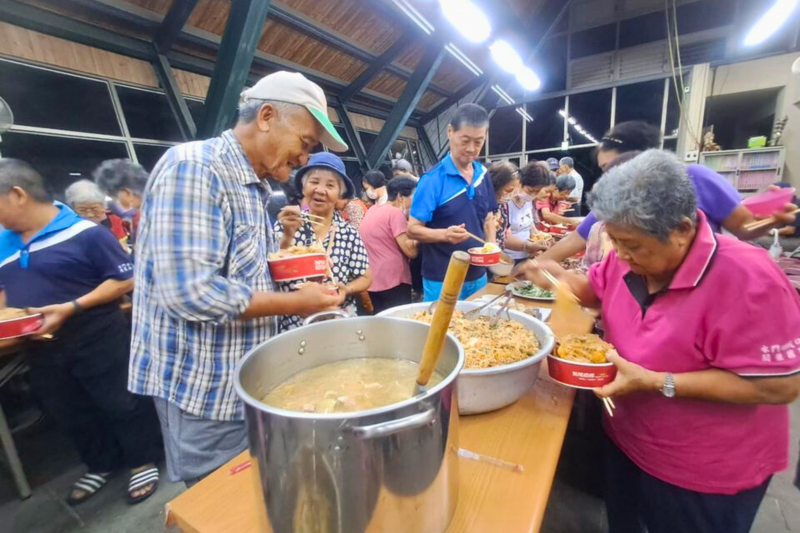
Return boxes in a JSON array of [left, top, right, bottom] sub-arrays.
[[0, 400, 798, 533]]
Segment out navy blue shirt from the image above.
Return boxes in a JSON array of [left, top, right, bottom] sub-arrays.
[[0, 203, 133, 331], [410, 154, 497, 282]]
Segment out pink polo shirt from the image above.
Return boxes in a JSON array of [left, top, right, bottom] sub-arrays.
[[588, 210, 800, 494], [359, 203, 411, 292]]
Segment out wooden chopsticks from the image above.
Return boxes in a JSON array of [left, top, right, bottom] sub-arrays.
[[743, 207, 800, 231]]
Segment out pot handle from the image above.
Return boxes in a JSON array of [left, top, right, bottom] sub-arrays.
[[302, 310, 350, 327], [351, 408, 436, 440]]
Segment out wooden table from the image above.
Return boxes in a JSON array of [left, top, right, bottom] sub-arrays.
[[166, 286, 594, 533]]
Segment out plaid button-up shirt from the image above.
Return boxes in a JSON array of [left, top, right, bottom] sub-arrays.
[[129, 130, 275, 421]]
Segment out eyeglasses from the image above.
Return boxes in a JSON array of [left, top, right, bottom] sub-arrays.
[[74, 206, 105, 217]]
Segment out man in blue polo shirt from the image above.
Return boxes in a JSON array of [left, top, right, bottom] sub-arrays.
[[408, 104, 497, 301], [0, 159, 162, 506]]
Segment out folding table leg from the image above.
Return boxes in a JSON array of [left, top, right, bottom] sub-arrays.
[[0, 403, 31, 499]]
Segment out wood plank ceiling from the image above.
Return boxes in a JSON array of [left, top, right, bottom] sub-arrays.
[[16, 0, 547, 114]]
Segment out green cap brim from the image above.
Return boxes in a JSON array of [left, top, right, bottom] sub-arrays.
[[307, 106, 349, 153]]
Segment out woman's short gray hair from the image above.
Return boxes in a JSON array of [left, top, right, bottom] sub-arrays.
[[65, 179, 106, 206], [301, 168, 346, 198], [589, 149, 697, 241]]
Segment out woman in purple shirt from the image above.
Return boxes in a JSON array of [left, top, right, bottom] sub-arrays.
[[539, 121, 797, 264]]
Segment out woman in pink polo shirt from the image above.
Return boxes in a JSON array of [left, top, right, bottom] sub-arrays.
[[520, 150, 800, 533]]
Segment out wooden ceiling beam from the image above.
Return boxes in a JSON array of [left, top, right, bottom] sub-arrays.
[[338, 36, 410, 104]]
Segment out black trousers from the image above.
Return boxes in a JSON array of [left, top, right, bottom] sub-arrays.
[[605, 436, 770, 533], [26, 311, 162, 473], [369, 283, 412, 314]]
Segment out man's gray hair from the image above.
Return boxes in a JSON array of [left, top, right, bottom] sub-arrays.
[[237, 98, 300, 124], [92, 159, 148, 196], [589, 149, 697, 241], [65, 179, 106, 206], [301, 168, 347, 198], [0, 158, 52, 203]]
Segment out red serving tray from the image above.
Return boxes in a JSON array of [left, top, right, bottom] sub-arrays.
[[0, 313, 43, 340]]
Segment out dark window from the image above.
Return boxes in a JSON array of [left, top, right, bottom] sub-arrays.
[[571, 24, 617, 59], [704, 88, 780, 150], [186, 99, 205, 127], [358, 131, 379, 154], [620, 11, 667, 48], [535, 35, 568, 93], [409, 140, 424, 174], [675, 0, 735, 34], [615, 80, 665, 126], [134, 144, 171, 172], [489, 106, 523, 155], [665, 81, 682, 137], [506, 157, 521, 169], [0, 60, 120, 135], [334, 126, 356, 158], [117, 86, 182, 141], [679, 38, 727, 66], [568, 89, 612, 144], [526, 97, 565, 151], [391, 139, 411, 160], [663, 138, 677, 152], [525, 150, 563, 166], [343, 160, 363, 193], [562, 147, 603, 210], [0, 132, 129, 199]]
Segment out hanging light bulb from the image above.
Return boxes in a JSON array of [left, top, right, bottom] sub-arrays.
[[516, 67, 541, 91], [489, 39, 524, 73]]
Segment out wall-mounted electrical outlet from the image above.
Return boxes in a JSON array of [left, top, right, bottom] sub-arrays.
[[684, 150, 699, 162]]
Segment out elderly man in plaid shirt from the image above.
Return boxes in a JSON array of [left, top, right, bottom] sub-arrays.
[[129, 72, 347, 485]]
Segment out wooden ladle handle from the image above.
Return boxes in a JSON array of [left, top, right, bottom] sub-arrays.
[[417, 251, 471, 387]]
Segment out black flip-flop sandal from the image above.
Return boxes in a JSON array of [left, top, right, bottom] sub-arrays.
[[66, 473, 110, 506], [127, 467, 159, 505]]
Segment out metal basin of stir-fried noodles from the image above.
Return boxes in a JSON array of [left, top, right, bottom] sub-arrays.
[[378, 302, 555, 415]]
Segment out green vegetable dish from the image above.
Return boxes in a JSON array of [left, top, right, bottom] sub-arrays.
[[510, 282, 555, 300]]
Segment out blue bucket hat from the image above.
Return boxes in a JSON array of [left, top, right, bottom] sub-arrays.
[[294, 152, 355, 199]]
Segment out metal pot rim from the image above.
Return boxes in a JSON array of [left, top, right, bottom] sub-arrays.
[[233, 316, 465, 420]]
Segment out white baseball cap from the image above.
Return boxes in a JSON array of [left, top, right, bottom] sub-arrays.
[[240, 71, 348, 152]]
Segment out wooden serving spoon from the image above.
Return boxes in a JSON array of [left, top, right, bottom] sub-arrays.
[[414, 251, 471, 396]]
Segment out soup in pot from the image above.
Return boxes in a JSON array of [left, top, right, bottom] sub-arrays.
[[262, 358, 444, 413]]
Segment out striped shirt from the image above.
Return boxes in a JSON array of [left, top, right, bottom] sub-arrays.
[[129, 130, 276, 421]]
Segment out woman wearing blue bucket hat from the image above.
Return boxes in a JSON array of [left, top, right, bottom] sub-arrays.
[[274, 152, 372, 331]]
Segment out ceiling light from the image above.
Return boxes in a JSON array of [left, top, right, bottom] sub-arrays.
[[516, 108, 533, 122], [744, 0, 799, 46], [568, 117, 576, 125], [489, 39, 523, 73], [516, 67, 541, 91], [392, 0, 434, 34], [491, 85, 515, 105], [440, 0, 491, 44], [445, 43, 484, 76]]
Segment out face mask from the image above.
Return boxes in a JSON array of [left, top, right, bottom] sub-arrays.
[[366, 189, 378, 200], [517, 192, 535, 203], [500, 193, 515, 204]]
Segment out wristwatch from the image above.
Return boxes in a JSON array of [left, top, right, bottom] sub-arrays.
[[661, 372, 676, 398]]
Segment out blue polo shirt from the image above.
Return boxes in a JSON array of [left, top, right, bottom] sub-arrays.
[[410, 154, 497, 282], [0, 203, 133, 332]]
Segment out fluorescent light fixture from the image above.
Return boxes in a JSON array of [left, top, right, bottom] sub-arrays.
[[69, 172, 82, 176], [489, 39, 523, 73], [558, 109, 567, 117], [744, 0, 799, 46], [491, 84, 515, 105], [515, 67, 541, 91], [392, 0, 434, 34], [568, 117, 576, 125], [516, 107, 533, 122], [440, 0, 491, 43], [445, 43, 484, 76]]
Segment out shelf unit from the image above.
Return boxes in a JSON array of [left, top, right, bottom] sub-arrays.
[[699, 147, 785, 192]]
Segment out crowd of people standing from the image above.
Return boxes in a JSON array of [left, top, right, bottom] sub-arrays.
[[0, 68, 798, 533]]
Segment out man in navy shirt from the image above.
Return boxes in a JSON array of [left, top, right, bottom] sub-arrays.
[[0, 159, 162, 506], [408, 104, 497, 301]]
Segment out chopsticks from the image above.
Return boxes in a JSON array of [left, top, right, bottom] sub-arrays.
[[602, 397, 615, 417], [743, 207, 800, 231], [457, 448, 524, 473], [301, 213, 324, 227]]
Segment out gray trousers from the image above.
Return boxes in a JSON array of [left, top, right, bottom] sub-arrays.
[[153, 398, 248, 485]]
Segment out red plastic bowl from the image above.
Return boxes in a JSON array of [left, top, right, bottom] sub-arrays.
[[547, 354, 617, 389], [268, 253, 328, 282], [0, 313, 43, 340], [536, 222, 575, 235], [468, 247, 500, 266], [742, 188, 795, 217]]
